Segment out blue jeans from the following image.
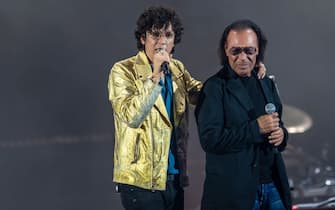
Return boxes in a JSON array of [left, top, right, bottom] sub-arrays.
[[252, 182, 286, 210]]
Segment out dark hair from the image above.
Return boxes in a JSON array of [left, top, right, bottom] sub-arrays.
[[135, 6, 184, 51], [219, 19, 267, 66]]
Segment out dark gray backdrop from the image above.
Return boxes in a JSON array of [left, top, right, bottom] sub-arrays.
[[1, 0, 334, 209]]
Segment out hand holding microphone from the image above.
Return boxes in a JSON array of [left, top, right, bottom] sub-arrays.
[[264, 103, 284, 148], [156, 47, 171, 75], [257, 103, 279, 134], [151, 47, 170, 82], [150, 47, 169, 83], [257, 103, 284, 153]]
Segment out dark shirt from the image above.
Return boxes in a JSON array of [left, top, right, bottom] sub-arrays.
[[240, 73, 274, 183]]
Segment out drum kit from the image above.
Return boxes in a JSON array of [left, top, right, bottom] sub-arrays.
[[282, 104, 335, 206]]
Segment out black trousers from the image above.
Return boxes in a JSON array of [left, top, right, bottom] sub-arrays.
[[118, 176, 184, 210]]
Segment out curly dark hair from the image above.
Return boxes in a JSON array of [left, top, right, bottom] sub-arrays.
[[219, 19, 268, 66], [135, 6, 184, 51]]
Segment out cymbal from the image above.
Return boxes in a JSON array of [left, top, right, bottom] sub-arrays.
[[282, 104, 313, 134]]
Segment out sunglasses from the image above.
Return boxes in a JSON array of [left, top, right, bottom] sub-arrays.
[[229, 47, 257, 56]]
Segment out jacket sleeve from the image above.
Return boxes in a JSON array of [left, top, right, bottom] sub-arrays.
[[108, 63, 162, 128], [270, 79, 289, 152], [195, 78, 261, 154], [177, 61, 202, 105]]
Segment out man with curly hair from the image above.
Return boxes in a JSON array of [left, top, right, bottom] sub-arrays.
[[108, 6, 202, 210], [108, 6, 267, 210]]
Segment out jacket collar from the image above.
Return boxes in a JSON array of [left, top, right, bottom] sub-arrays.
[[134, 51, 152, 79]]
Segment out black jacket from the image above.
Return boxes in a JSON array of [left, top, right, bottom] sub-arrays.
[[195, 66, 292, 210]]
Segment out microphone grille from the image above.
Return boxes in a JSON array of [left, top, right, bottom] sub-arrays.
[[265, 103, 276, 114]]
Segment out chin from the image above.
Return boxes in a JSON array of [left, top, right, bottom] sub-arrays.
[[237, 69, 251, 77]]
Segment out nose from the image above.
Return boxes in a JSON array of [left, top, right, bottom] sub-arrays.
[[158, 34, 168, 44], [237, 51, 248, 60]]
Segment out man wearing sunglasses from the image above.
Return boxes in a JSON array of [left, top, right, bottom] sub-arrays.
[[195, 20, 292, 210]]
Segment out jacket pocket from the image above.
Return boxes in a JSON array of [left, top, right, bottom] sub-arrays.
[[131, 133, 140, 164]]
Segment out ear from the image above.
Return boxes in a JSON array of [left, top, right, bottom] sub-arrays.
[[140, 35, 145, 45]]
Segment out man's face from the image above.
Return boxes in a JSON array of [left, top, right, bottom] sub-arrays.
[[225, 29, 259, 77], [140, 24, 175, 62]]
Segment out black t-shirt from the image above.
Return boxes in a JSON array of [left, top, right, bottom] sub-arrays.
[[240, 75, 274, 183]]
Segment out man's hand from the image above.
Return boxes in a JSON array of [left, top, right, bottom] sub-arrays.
[[151, 48, 170, 83], [268, 127, 284, 146], [257, 112, 279, 134]]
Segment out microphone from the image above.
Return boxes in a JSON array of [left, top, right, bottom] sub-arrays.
[[156, 47, 171, 75], [161, 61, 171, 75], [265, 103, 279, 153], [265, 103, 276, 114]]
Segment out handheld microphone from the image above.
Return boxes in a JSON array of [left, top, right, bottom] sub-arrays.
[[161, 61, 170, 75], [156, 47, 171, 75], [265, 103, 276, 114], [265, 103, 278, 153]]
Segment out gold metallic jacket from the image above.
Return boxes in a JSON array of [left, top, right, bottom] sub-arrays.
[[108, 51, 202, 190]]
